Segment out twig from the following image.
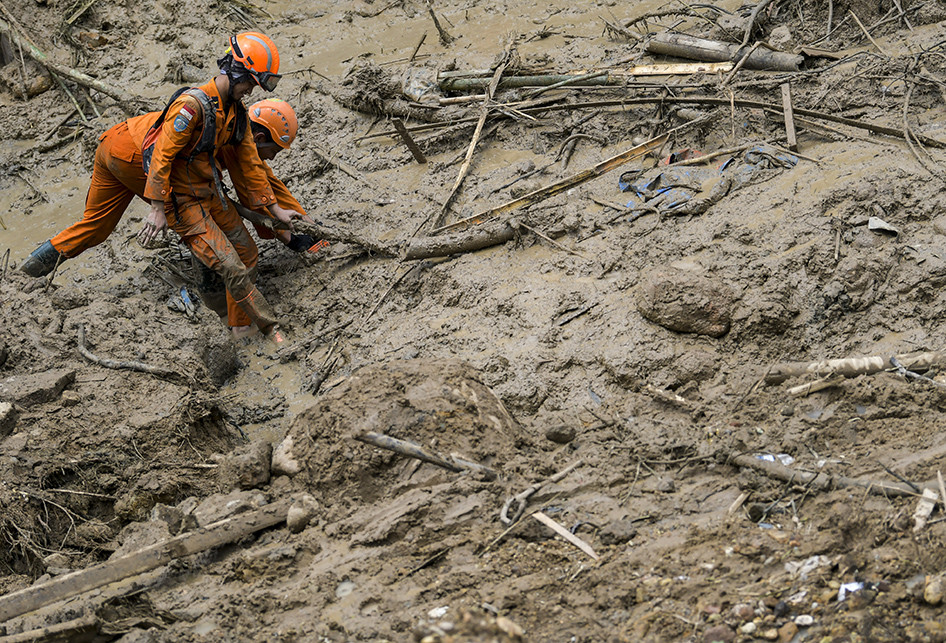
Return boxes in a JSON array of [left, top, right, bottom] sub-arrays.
[[849, 9, 888, 56], [391, 117, 427, 163], [533, 511, 599, 560], [500, 460, 584, 524], [77, 324, 181, 379], [518, 223, 587, 259], [425, 0, 454, 45], [409, 31, 427, 63], [740, 0, 776, 49], [45, 488, 116, 500], [51, 73, 88, 123], [436, 50, 511, 228], [728, 452, 936, 497], [722, 41, 762, 87]]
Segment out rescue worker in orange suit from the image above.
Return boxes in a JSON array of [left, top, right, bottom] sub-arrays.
[[196, 98, 321, 319], [21, 32, 300, 342], [21, 98, 314, 274]]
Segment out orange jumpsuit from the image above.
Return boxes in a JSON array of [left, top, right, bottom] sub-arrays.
[[142, 78, 280, 331], [50, 116, 153, 258]]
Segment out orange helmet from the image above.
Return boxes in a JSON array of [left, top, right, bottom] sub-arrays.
[[226, 32, 281, 91], [249, 99, 298, 149]]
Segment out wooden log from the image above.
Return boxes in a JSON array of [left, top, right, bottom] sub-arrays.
[[403, 222, 518, 260], [765, 351, 946, 385], [645, 33, 804, 72], [439, 63, 736, 92], [0, 500, 290, 623], [0, 614, 98, 643]]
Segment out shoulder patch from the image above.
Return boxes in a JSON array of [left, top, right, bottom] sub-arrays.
[[173, 114, 191, 132]]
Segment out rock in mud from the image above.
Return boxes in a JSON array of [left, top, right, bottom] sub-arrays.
[[637, 269, 735, 337], [0, 369, 75, 407], [151, 502, 198, 535], [200, 333, 242, 388], [703, 624, 736, 643], [599, 519, 638, 546], [0, 402, 18, 437], [271, 433, 302, 477], [286, 494, 320, 533], [49, 285, 90, 310], [544, 424, 575, 444], [111, 520, 172, 558], [218, 439, 272, 490], [924, 575, 944, 605]]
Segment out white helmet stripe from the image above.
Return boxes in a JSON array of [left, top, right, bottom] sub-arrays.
[[243, 34, 273, 70]]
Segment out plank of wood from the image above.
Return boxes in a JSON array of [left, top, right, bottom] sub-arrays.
[[0, 500, 290, 623]]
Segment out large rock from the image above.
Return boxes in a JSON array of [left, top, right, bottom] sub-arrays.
[[637, 269, 734, 337], [0, 369, 75, 407]]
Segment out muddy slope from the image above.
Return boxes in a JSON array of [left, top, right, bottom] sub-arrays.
[[3, 0, 946, 641]]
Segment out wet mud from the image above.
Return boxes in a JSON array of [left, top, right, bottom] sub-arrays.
[[3, 0, 946, 641]]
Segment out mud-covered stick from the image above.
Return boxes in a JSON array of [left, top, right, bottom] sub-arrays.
[[354, 431, 497, 479]]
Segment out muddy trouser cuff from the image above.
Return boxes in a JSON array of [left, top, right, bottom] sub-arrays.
[[232, 286, 278, 332], [20, 240, 66, 278]]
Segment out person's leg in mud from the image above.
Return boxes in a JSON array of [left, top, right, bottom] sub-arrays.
[[169, 196, 282, 342], [23, 122, 146, 277]]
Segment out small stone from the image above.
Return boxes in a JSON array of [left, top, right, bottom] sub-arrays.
[[794, 614, 814, 627], [768, 25, 793, 50], [702, 624, 736, 643], [657, 478, 676, 493], [731, 603, 754, 621], [778, 622, 798, 643], [762, 627, 779, 640], [544, 424, 575, 444], [60, 391, 81, 407], [598, 519, 637, 546], [924, 575, 944, 605], [286, 494, 319, 534], [43, 552, 70, 569], [740, 622, 757, 635]]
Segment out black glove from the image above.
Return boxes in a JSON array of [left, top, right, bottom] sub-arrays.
[[286, 233, 315, 253]]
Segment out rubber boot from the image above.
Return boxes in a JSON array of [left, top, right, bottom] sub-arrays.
[[20, 240, 65, 278]]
